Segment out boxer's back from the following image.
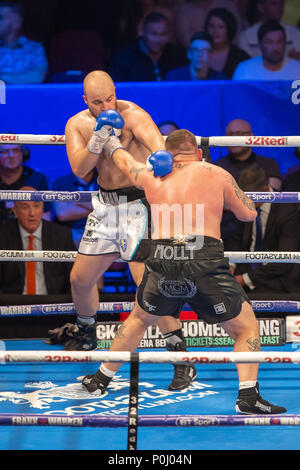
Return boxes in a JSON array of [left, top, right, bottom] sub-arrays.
[[144, 161, 226, 239]]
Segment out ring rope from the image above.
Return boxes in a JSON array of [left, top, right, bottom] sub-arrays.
[[0, 300, 299, 317], [0, 413, 299, 427], [1, 133, 300, 147], [2, 351, 300, 363], [0, 190, 299, 203], [1, 250, 299, 262]]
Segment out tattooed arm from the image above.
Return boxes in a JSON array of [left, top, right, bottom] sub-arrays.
[[223, 172, 257, 222], [111, 147, 151, 189]]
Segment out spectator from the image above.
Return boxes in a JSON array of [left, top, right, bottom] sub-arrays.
[[238, 0, 300, 60], [108, 11, 187, 82], [0, 186, 76, 296], [228, 165, 300, 294], [51, 168, 98, 248], [204, 7, 250, 78], [0, 1, 48, 84], [173, 0, 243, 49], [165, 31, 227, 80], [157, 120, 179, 135], [0, 142, 51, 222], [233, 19, 300, 80], [282, 168, 300, 211], [173, 0, 208, 49], [215, 118, 282, 249], [215, 118, 282, 189]]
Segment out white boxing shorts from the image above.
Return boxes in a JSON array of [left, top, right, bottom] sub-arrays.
[[78, 186, 150, 261]]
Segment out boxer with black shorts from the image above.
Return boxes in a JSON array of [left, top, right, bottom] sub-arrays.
[[81, 125, 286, 414]]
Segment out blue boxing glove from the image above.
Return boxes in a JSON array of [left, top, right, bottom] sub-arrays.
[[87, 109, 124, 154], [146, 150, 173, 177]]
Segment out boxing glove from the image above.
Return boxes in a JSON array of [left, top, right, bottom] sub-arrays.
[[87, 109, 124, 154], [146, 150, 173, 177]]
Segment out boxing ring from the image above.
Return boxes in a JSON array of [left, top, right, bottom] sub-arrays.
[[0, 133, 300, 452]]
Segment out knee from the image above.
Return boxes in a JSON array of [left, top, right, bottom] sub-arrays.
[[70, 266, 91, 291], [129, 308, 157, 330]]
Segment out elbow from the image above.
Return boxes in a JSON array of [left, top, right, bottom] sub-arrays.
[[72, 165, 88, 179], [239, 209, 257, 222]]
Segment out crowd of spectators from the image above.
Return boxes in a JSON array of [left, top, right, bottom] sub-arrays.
[[0, 0, 300, 84]]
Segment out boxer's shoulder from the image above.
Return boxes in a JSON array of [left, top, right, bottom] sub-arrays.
[[117, 100, 148, 121], [66, 109, 94, 133]]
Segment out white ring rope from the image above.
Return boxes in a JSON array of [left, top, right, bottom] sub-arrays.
[[1, 350, 300, 364], [0, 250, 299, 263], [1, 133, 300, 147]]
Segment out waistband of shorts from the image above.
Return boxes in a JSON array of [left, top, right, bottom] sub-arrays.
[[150, 236, 224, 260], [98, 186, 145, 205]]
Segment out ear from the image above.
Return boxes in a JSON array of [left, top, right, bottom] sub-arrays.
[[83, 94, 87, 105], [198, 148, 203, 160], [11, 205, 17, 217]]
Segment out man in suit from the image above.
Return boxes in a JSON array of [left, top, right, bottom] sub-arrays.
[[229, 165, 300, 294], [0, 186, 76, 295]]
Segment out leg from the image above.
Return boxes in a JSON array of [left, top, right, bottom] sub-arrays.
[[66, 252, 118, 350], [221, 301, 286, 414], [71, 252, 118, 318], [129, 261, 197, 390], [221, 300, 260, 383], [130, 261, 183, 333], [82, 304, 160, 394]]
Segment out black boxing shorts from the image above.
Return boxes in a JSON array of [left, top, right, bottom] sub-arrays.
[[137, 236, 250, 323]]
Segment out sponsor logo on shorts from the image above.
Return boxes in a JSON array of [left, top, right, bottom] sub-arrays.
[[158, 277, 197, 298], [120, 239, 127, 252], [213, 303, 227, 315], [87, 216, 99, 228], [143, 300, 157, 312]]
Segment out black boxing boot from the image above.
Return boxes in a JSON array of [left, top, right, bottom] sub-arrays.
[[64, 316, 97, 351], [82, 369, 112, 395], [236, 382, 286, 414], [166, 340, 197, 391]]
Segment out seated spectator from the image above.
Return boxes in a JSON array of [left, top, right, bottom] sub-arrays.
[[173, 0, 243, 49], [0, 1, 48, 84], [165, 32, 227, 81], [215, 118, 282, 190], [233, 19, 300, 80], [238, 0, 300, 60], [108, 11, 187, 82], [0, 142, 51, 222], [228, 165, 300, 294], [204, 7, 250, 78], [0, 186, 76, 295], [157, 120, 179, 135], [282, 167, 300, 212], [215, 118, 282, 248]]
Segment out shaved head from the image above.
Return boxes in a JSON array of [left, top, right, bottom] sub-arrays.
[[226, 119, 253, 135], [83, 71, 117, 118], [225, 119, 253, 159], [83, 71, 114, 97]]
